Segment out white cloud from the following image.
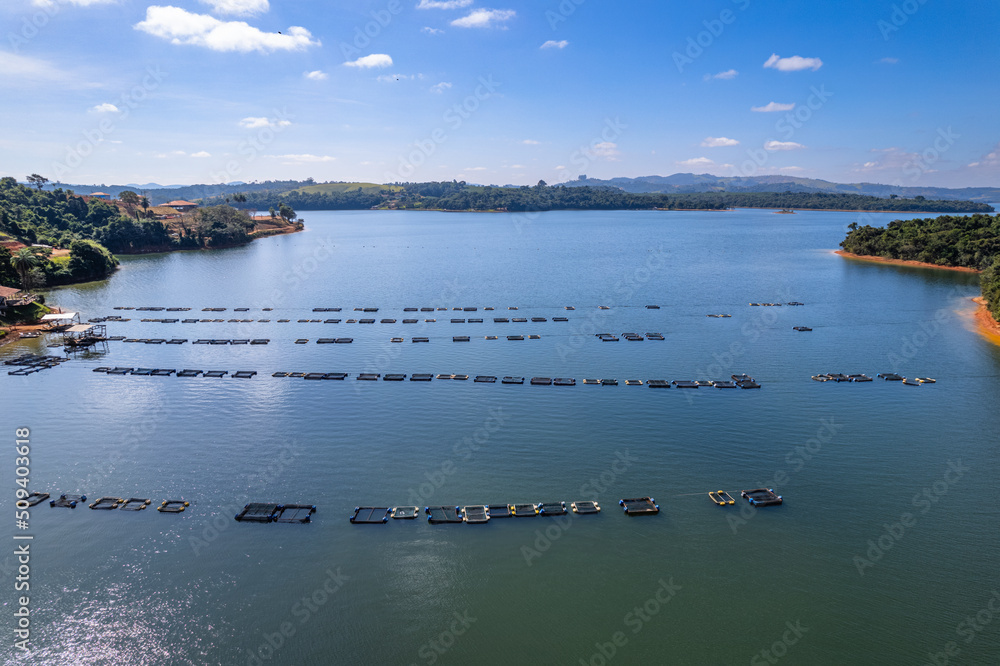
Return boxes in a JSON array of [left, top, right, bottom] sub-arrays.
[[510, 164, 524, 169], [521, 139, 540, 145], [279, 154, 335, 163], [451, 9, 515, 28], [90, 103, 119, 113], [541, 40, 568, 49], [701, 136, 739, 148], [417, 0, 472, 8], [199, 0, 268, 16], [304, 70, 327, 80], [465, 166, 487, 171], [421, 27, 444, 35], [344, 53, 393, 69], [677, 157, 715, 167], [751, 101, 795, 112], [155, 150, 188, 158], [855, 147, 926, 173], [764, 140, 805, 151], [430, 81, 452, 93], [191, 151, 212, 158], [134, 6, 318, 53], [0, 51, 66, 81], [238, 116, 291, 129], [705, 68, 738, 80], [763, 53, 823, 72], [592, 141, 619, 160], [878, 57, 899, 64]]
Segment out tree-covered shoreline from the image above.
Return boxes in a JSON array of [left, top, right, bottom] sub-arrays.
[[841, 213, 1000, 323]]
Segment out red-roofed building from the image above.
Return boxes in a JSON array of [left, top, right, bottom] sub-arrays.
[[89, 192, 112, 200], [164, 200, 199, 213]]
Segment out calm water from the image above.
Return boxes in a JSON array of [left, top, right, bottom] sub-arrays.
[[3, 209, 999, 665]]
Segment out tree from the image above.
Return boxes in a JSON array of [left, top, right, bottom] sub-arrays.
[[67, 239, 118, 280], [268, 206, 276, 219], [26, 174, 48, 191], [10, 248, 40, 289], [119, 190, 141, 220], [140, 195, 150, 219], [0, 246, 19, 287], [278, 203, 296, 223]]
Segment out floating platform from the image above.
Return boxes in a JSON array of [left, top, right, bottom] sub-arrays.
[[571, 501, 601, 514], [713, 381, 737, 389], [90, 496, 123, 510], [647, 380, 671, 388], [878, 373, 903, 381], [553, 317, 569, 322], [317, 338, 337, 344], [646, 305, 660, 309], [512, 317, 528, 323], [411, 373, 433, 381], [351, 507, 389, 524], [475, 375, 497, 383], [50, 494, 84, 508], [916, 377, 936, 383], [793, 326, 812, 332], [848, 374, 873, 382], [528, 335, 541, 340], [531, 317, 547, 322], [531, 377, 552, 385], [237, 503, 280, 522], [538, 502, 567, 516], [625, 379, 643, 386], [324, 373, 348, 380], [120, 498, 151, 511], [583, 379, 601, 385], [233, 371, 256, 379], [502, 376, 524, 384], [358, 373, 380, 380], [709, 490, 735, 506], [275, 504, 316, 523], [295, 339, 308, 344], [453, 336, 470, 342], [335, 338, 353, 344], [391, 506, 419, 519], [507, 335, 525, 341], [412, 337, 429, 343], [384, 374, 406, 381], [902, 377, 921, 386], [554, 378, 576, 386], [511, 503, 539, 517], [204, 370, 228, 378], [620, 497, 659, 515], [488, 504, 512, 517], [646, 334, 664, 340], [741, 488, 782, 506], [601, 379, 618, 386], [462, 505, 490, 523], [453, 374, 469, 380], [426, 506, 463, 524], [25, 492, 50, 507], [736, 380, 761, 389], [158, 500, 189, 513], [494, 318, 509, 323], [451, 319, 466, 324]]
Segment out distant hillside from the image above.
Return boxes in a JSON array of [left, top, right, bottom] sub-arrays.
[[42, 179, 318, 206], [292, 182, 403, 195], [561, 174, 1000, 202]]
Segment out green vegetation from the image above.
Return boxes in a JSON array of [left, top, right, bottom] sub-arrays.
[[206, 181, 991, 213], [0, 301, 51, 327], [841, 213, 1000, 323]]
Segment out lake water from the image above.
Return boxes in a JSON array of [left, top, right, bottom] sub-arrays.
[[3, 209, 999, 665]]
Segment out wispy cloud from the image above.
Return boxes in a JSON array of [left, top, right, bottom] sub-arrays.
[[421, 27, 444, 35], [705, 68, 738, 81], [451, 9, 515, 28], [134, 6, 318, 53], [343, 53, 393, 69], [677, 157, 715, 167], [430, 81, 452, 93], [877, 57, 899, 64], [464, 166, 487, 171], [279, 154, 335, 163], [191, 151, 212, 158], [701, 136, 739, 147], [751, 101, 795, 112], [90, 103, 119, 113], [764, 140, 805, 151], [541, 40, 568, 49], [763, 53, 823, 72], [417, 0, 472, 8], [304, 70, 328, 80], [592, 141, 619, 160], [238, 116, 291, 129], [521, 139, 540, 145], [32, 0, 115, 6], [199, 0, 269, 16]]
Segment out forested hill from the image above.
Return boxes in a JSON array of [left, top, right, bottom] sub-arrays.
[[841, 213, 1000, 322], [204, 182, 992, 213]]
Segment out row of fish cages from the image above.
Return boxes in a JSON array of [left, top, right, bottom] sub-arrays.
[[110, 304, 706, 313], [25, 493, 190, 512], [597, 332, 665, 341], [5, 354, 70, 375], [812, 373, 936, 385]]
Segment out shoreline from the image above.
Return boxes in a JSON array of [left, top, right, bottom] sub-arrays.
[[971, 297, 1000, 346], [834, 250, 981, 273]]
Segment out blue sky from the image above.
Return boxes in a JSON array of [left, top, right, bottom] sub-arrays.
[[1, 0, 998, 188]]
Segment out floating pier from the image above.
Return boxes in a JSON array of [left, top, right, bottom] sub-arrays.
[[426, 506, 463, 524], [462, 505, 490, 523], [351, 507, 389, 524], [538, 502, 567, 516], [741, 488, 782, 506], [571, 501, 600, 514], [620, 497, 659, 515]]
